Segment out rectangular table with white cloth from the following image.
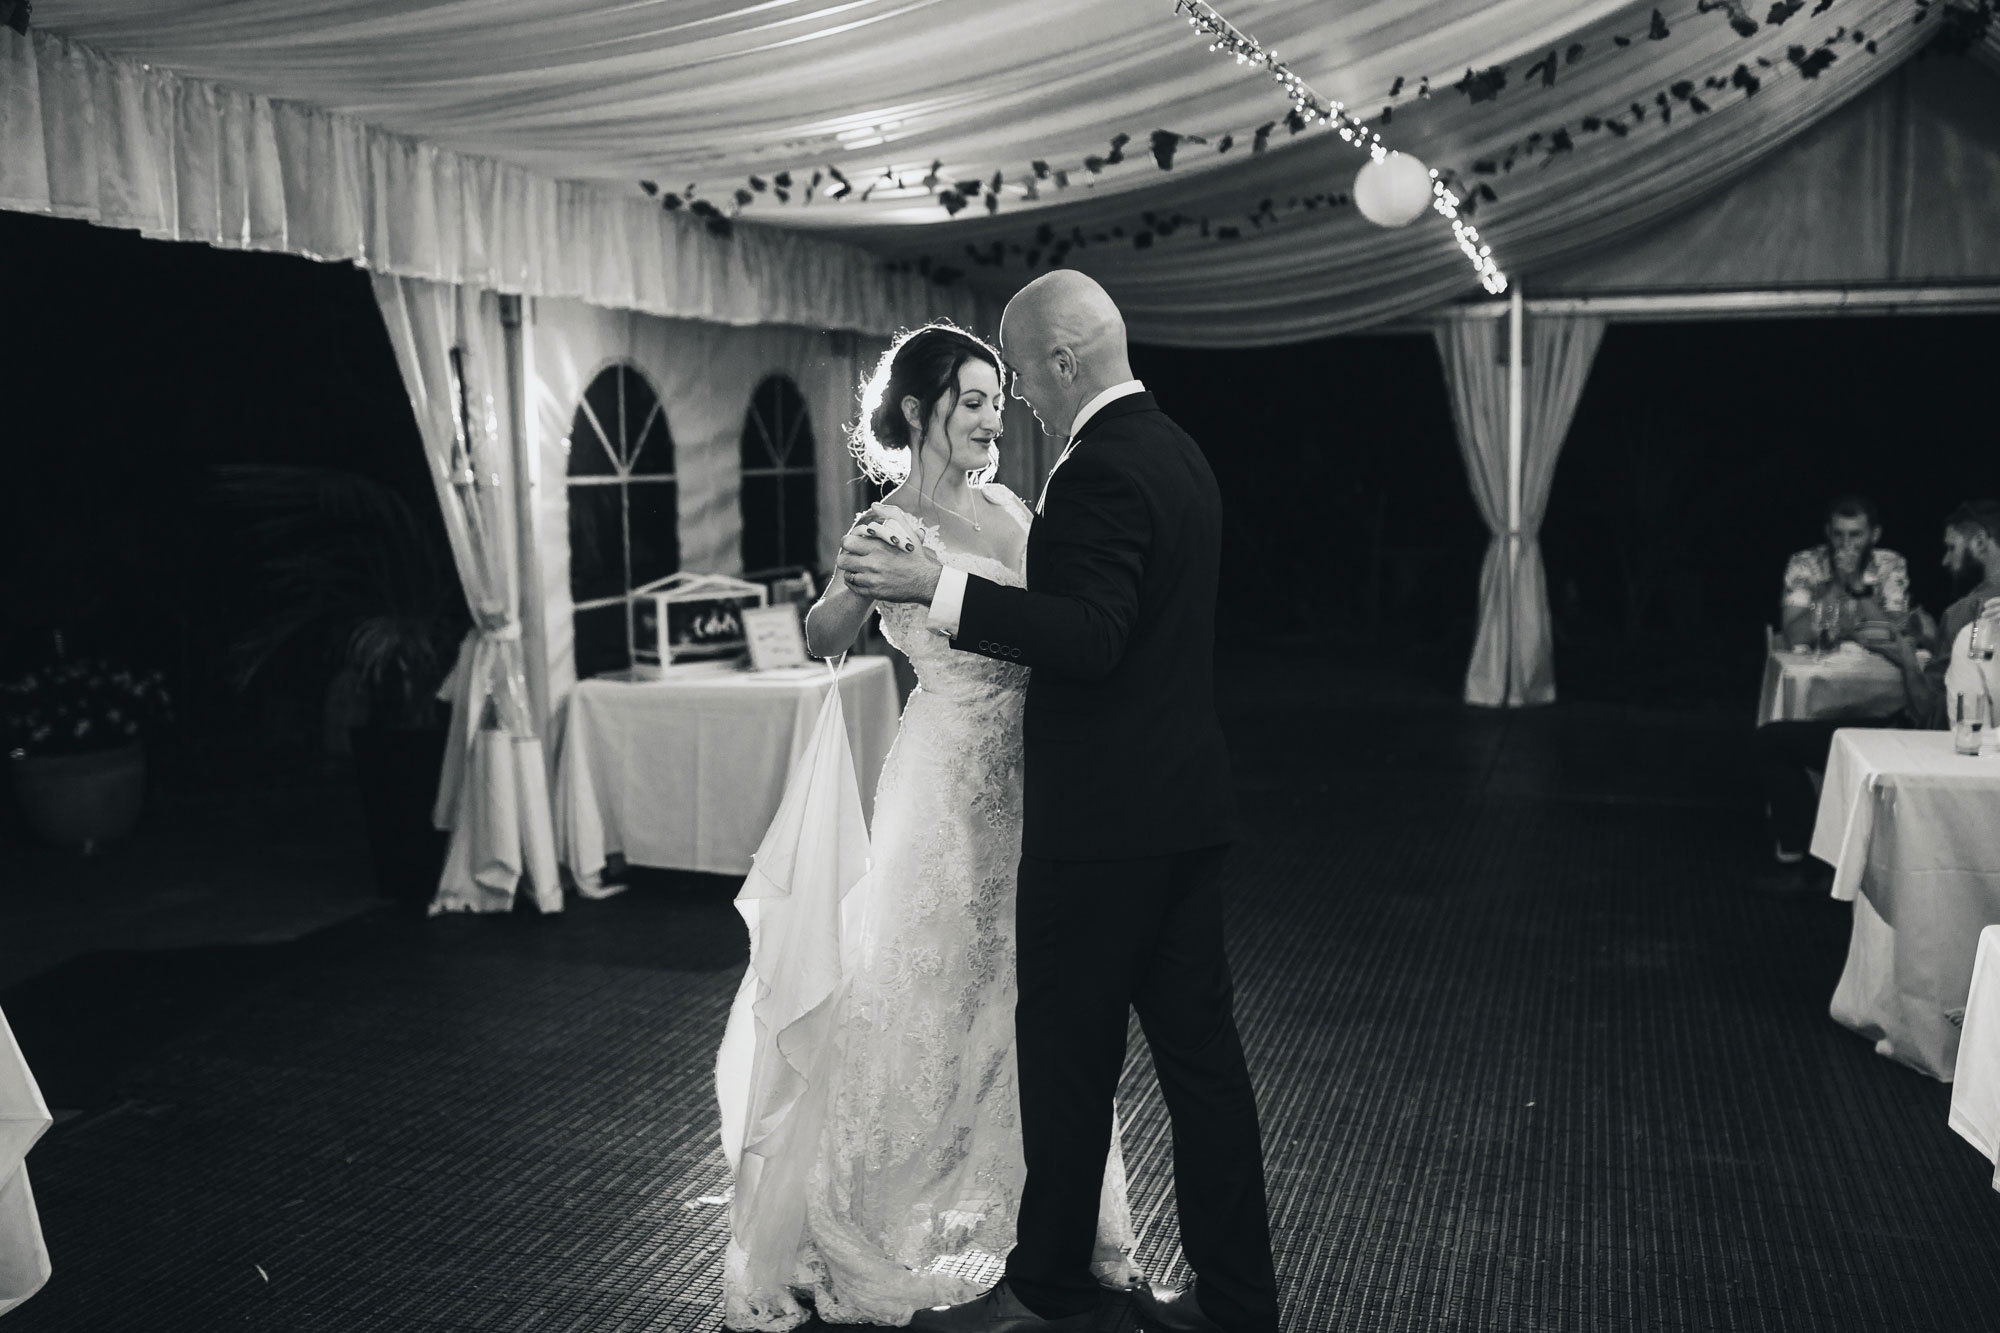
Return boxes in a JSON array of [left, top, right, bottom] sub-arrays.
[[1949, 925, 2000, 1190], [1811, 728, 2000, 1079], [1757, 642, 1911, 726], [554, 656, 900, 887]]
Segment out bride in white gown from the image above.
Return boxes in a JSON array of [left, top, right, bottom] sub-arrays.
[[718, 323, 1138, 1330]]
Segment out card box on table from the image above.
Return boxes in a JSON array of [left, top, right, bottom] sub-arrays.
[[631, 573, 767, 676]]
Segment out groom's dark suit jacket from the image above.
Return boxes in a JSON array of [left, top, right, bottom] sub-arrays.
[[954, 392, 1237, 861]]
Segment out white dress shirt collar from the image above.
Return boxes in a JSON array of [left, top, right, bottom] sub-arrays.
[[1066, 379, 1146, 445]]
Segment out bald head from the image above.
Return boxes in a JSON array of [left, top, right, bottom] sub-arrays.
[[999, 270, 1136, 438]]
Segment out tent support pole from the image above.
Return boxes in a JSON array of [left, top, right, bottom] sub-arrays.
[[500, 294, 552, 754], [1431, 283, 2000, 323]]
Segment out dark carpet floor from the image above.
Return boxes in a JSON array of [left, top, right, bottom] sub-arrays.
[[6, 650, 1999, 1332]]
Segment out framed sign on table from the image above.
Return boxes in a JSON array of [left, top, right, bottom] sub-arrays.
[[743, 604, 810, 672]]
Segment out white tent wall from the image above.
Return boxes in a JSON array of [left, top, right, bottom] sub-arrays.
[[529, 300, 877, 710], [525, 301, 1039, 713]]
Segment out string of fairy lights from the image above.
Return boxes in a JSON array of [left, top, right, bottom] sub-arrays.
[[1173, 0, 1509, 294]]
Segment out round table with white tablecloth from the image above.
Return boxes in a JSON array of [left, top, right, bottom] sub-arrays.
[[553, 656, 900, 889], [1810, 728, 2000, 1079], [1756, 641, 1912, 726]]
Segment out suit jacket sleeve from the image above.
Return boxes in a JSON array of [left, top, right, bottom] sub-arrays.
[[953, 448, 1150, 681]]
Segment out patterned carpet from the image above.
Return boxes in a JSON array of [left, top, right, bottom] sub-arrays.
[[6, 650, 1999, 1332]]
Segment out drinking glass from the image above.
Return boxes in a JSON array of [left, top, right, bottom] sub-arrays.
[[1813, 597, 1840, 659], [1954, 689, 1990, 757]]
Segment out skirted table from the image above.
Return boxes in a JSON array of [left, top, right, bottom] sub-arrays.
[[554, 657, 900, 888], [1757, 642, 1911, 726], [1811, 728, 2000, 1079]]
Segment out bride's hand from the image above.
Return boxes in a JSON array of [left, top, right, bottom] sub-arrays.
[[849, 504, 918, 553]]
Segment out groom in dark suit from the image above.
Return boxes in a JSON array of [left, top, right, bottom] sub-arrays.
[[836, 270, 1278, 1333]]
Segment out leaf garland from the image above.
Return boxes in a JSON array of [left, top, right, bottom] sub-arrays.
[[1441, 0, 1992, 218], [636, 0, 1991, 281]]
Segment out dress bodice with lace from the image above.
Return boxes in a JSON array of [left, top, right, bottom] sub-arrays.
[[723, 484, 1136, 1329]]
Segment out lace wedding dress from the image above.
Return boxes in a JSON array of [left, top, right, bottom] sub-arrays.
[[722, 484, 1139, 1329]]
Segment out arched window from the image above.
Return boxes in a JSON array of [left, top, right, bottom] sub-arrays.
[[567, 364, 677, 680], [739, 375, 818, 580]]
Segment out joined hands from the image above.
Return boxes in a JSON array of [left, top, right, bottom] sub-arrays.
[[836, 504, 944, 605]]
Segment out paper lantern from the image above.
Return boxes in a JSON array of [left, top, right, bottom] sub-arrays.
[[1352, 152, 1433, 228]]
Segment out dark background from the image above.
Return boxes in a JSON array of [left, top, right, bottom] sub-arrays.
[[4, 204, 1995, 762], [1, 210, 440, 754]]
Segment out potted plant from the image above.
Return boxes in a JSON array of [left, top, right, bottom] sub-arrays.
[[212, 464, 467, 906], [3, 649, 174, 853]]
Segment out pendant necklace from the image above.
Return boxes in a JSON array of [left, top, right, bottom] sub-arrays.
[[926, 490, 982, 532]]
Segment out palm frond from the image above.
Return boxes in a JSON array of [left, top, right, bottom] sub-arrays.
[[210, 464, 468, 721]]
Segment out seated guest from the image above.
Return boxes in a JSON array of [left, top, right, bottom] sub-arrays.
[[1752, 502, 2000, 888], [1937, 500, 2000, 650], [1779, 495, 1910, 648]]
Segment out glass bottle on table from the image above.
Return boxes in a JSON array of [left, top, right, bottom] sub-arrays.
[[1953, 689, 1988, 757], [1970, 606, 1999, 663], [1964, 605, 2000, 756]]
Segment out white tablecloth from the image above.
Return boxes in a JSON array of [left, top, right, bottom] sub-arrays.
[[1757, 644, 1907, 726], [0, 1008, 51, 1316], [1811, 728, 2000, 1079], [1949, 925, 2000, 1189], [554, 657, 900, 884]]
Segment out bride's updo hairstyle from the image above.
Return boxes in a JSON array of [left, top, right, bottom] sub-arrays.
[[849, 320, 1004, 488]]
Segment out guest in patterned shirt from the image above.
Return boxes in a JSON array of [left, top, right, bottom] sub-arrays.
[[1778, 495, 1910, 649]]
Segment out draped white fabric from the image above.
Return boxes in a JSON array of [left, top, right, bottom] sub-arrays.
[[373, 275, 561, 915], [0, 26, 986, 338], [22, 0, 1990, 346], [1435, 312, 1604, 708], [714, 670, 871, 1310], [0, 1009, 51, 1317]]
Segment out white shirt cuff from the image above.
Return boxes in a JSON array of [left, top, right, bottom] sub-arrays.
[[928, 565, 969, 637]]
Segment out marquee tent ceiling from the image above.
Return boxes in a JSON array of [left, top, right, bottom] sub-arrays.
[[25, 0, 2000, 344]]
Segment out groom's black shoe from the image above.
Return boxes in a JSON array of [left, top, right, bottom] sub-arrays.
[[1131, 1280, 1228, 1333], [907, 1280, 1099, 1332]]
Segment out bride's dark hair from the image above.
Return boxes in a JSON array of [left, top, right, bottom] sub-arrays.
[[849, 321, 1003, 488]]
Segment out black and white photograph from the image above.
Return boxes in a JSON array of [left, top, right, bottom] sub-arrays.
[[3, 1, 2000, 1330]]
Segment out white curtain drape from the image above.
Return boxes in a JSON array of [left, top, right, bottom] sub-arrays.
[[0, 1009, 51, 1317], [1435, 312, 1604, 708], [373, 275, 561, 915], [0, 27, 988, 339]]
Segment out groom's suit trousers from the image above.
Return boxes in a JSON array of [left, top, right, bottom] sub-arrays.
[[1005, 844, 1279, 1333]]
